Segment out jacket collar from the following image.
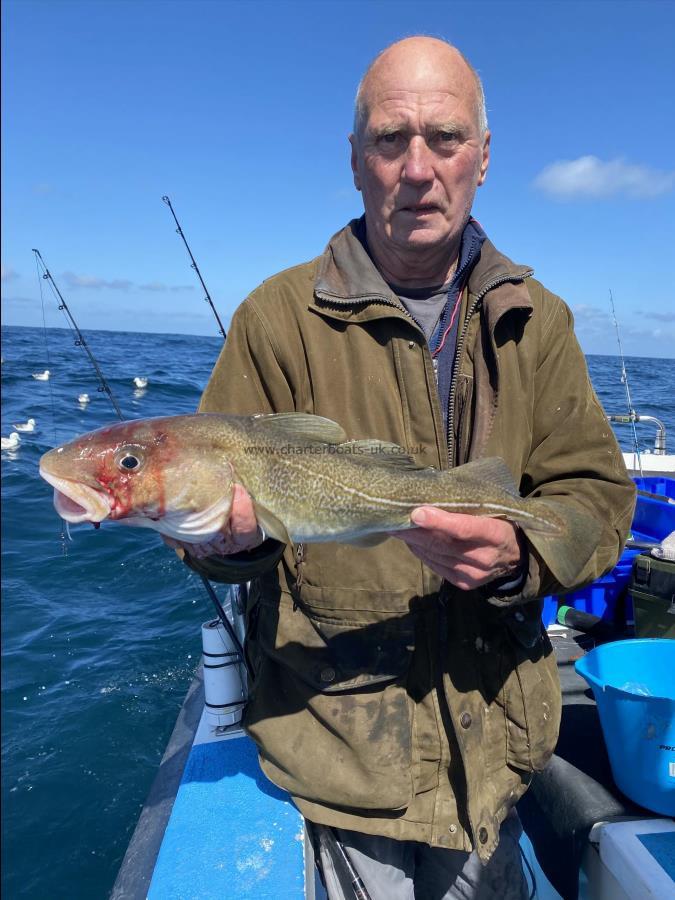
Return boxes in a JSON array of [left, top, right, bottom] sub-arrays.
[[313, 218, 401, 313], [313, 217, 534, 327]]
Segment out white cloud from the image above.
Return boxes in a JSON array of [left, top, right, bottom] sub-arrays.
[[62, 272, 194, 293], [572, 303, 675, 356], [533, 156, 675, 199], [63, 271, 133, 291], [642, 311, 675, 323], [1, 265, 19, 283], [571, 304, 611, 324]]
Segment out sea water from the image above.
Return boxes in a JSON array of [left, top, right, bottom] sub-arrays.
[[2, 324, 674, 899]]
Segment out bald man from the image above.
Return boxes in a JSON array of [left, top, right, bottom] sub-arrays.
[[179, 37, 635, 899]]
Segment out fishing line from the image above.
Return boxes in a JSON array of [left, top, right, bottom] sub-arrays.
[[609, 290, 642, 476], [35, 252, 71, 553]]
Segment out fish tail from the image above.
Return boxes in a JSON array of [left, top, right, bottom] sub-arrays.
[[517, 498, 602, 588]]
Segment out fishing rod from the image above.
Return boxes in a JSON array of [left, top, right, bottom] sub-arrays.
[[159, 198, 373, 887], [161, 195, 227, 339], [161, 200, 245, 615], [315, 825, 372, 900], [160, 199, 252, 676], [32, 249, 124, 420], [34, 245, 246, 696], [34, 251, 245, 661], [608, 289, 643, 477]]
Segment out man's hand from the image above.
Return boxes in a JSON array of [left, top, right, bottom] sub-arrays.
[[393, 508, 526, 591], [162, 483, 263, 559]]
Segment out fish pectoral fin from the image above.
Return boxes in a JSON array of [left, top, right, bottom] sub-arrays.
[[254, 503, 291, 545], [251, 413, 348, 445], [453, 457, 520, 495], [343, 533, 390, 548], [338, 440, 421, 469]]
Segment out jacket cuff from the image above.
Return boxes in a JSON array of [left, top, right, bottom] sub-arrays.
[[492, 567, 527, 594], [484, 546, 545, 608], [487, 525, 530, 600], [182, 538, 286, 584]]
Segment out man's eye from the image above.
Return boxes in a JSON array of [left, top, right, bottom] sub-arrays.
[[380, 132, 400, 144], [436, 131, 457, 142]]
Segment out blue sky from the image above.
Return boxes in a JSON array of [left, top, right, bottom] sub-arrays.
[[2, 0, 674, 356]]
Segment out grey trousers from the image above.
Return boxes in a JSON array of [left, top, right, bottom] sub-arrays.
[[314, 811, 530, 900]]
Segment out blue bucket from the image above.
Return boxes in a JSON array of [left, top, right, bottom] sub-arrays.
[[575, 639, 675, 816]]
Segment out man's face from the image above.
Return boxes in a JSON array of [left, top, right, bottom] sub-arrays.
[[350, 50, 490, 264]]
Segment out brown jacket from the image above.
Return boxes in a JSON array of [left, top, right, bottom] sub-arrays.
[[191, 220, 635, 860]]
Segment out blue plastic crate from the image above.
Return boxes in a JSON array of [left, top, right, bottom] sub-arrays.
[[633, 476, 675, 500], [563, 566, 633, 621], [541, 477, 674, 626], [632, 477, 675, 542], [543, 562, 634, 626], [542, 595, 559, 628]]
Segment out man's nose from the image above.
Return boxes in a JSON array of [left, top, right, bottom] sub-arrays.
[[401, 137, 434, 184]]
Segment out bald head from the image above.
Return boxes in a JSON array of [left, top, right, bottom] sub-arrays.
[[354, 37, 487, 141], [348, 34, 491, 285]]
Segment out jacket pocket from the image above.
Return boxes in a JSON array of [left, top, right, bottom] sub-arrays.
[[243, 591, 417, 811], [503, 629, 561, 772], [481, 627, 561, 774]]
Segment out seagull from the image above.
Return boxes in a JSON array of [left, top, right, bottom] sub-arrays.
[[14, 418, 36, 432], [78, 393, 90, 404], [32, 370, 50, 381], [133, 376, 148, 389], [1, 432, 21, 451]]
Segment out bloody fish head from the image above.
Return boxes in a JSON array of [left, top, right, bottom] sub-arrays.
[[39, 416, 235, 542]]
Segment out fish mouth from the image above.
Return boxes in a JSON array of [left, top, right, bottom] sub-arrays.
[[39, 468, 112, 523]]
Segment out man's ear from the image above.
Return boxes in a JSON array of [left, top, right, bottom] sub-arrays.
[[349, 134, 362, 191], [477, 131, 491, 187]]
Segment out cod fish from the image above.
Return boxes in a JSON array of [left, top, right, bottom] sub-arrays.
[[39, 412, 578, 583]]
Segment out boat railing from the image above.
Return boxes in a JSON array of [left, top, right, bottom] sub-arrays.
[[607, 413, 667, 454]]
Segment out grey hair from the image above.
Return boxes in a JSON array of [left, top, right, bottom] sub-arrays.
[[353, 38, 488, 139]]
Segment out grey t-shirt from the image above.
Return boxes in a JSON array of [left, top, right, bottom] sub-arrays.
[[390, 282, 451, 342]]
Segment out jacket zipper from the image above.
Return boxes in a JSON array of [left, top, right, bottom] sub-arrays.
[[316, 290, 426, 332], [446, 271, 533, 465]]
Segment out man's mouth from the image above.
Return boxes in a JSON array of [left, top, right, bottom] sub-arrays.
[[400, 203, 440, 214]]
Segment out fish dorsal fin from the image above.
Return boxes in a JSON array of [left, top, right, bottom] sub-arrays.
[[337, 440, 422, 470], [250, 413, 348, 445], [453, 457, 520, 496]]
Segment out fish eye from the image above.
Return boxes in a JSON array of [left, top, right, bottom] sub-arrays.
[[114, 445, 144, 472]]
